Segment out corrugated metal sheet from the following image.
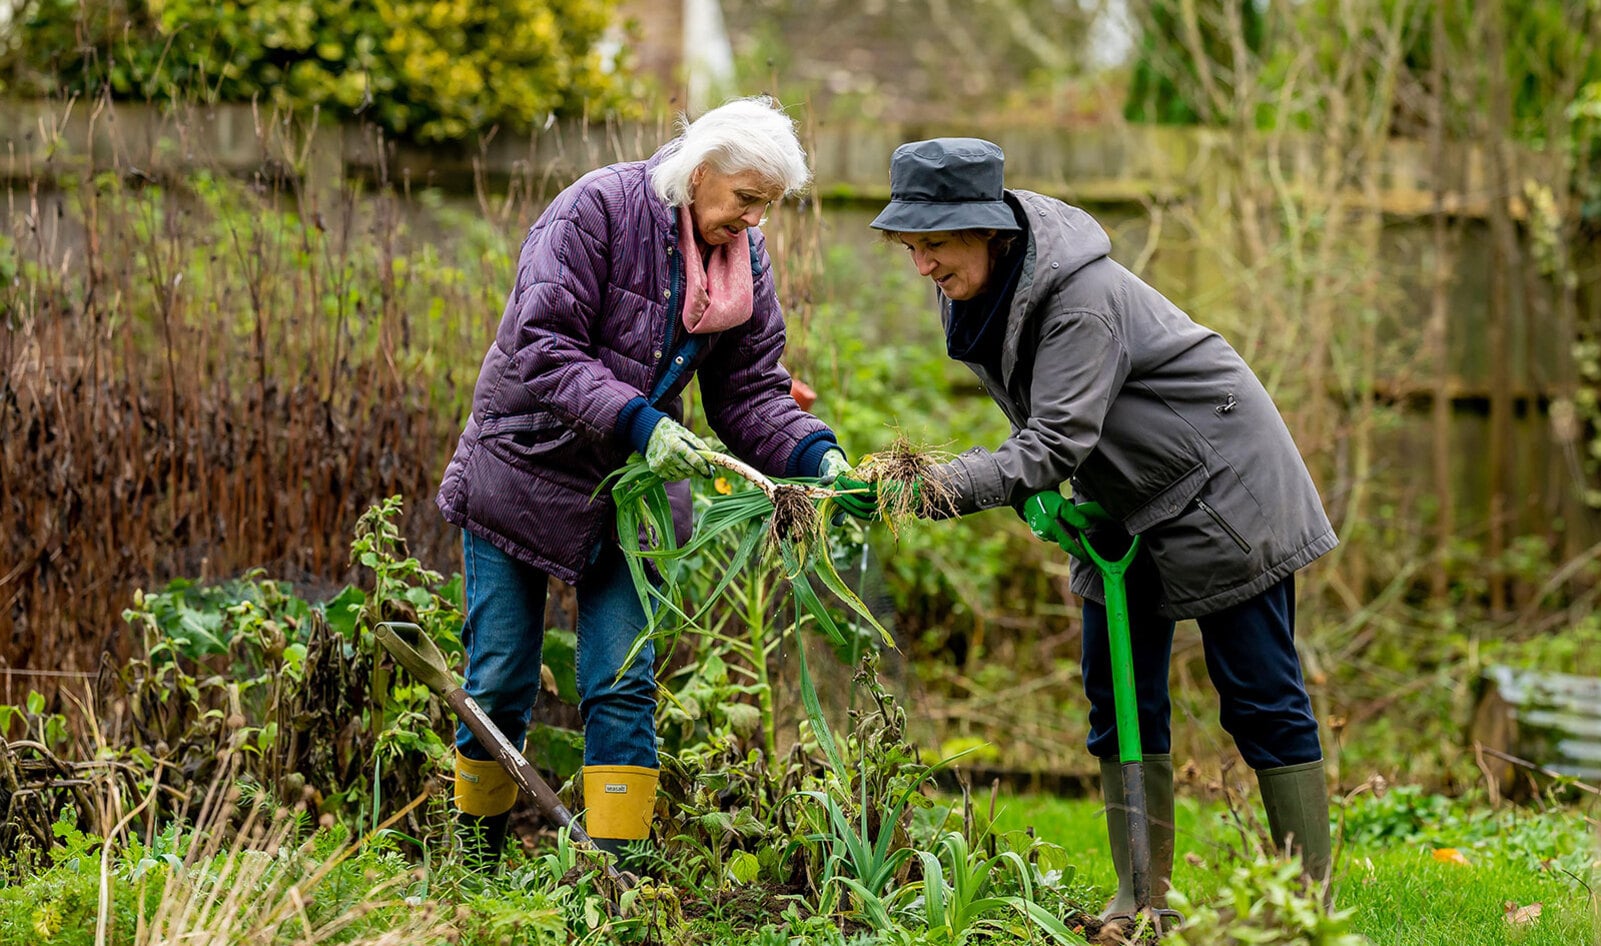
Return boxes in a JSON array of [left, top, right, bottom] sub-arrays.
[[1475, 665, 1601, 787]]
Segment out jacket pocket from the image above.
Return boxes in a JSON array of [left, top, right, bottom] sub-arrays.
[[1119, 462, 1209, 534], [1195, 496, 1252, 554], [478, 410, 565, 438], [478, 410, 578, 468]]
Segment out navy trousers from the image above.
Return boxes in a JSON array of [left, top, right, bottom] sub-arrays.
[[1081, 570, 1322, 770]]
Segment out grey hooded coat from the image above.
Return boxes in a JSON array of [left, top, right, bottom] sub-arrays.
[[936, 190, 1337, 618]]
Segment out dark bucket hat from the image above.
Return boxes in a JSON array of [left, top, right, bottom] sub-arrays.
[[870, 137, 1021, 233]]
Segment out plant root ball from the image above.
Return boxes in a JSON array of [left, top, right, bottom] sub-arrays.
[[768, 484, 821, 547], [856, 437, 958, 529]]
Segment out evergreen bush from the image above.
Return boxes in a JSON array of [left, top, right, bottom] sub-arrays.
[[2, 0, 636, 141]]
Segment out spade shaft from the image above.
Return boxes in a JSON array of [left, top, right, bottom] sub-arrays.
[[1056, 515, 1184, 935], [373, 621, 629, 886]]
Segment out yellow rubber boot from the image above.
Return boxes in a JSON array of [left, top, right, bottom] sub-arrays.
[[455, 751, 518, 872], [583, 765, 659, 861]]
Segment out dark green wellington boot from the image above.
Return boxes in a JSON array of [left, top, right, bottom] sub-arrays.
[[455, 809, 512, 874], [1257, 759, 1333, 897], [1100, 753, 1176, 917]]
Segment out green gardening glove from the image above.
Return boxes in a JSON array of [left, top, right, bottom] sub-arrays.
[[1023, 491, 1072, 548], [831, 473, 880, 521], [644, 417, 714, 480], [1023, 491, 1109, 552], [833, 474, 929, 521]]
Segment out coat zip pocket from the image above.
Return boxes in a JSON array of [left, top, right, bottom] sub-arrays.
[[1195, 498, 1252, 554]]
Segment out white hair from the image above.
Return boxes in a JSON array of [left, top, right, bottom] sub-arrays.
[[649, 96, 811, 208]]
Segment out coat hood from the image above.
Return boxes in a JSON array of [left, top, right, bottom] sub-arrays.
[[998, 190, 1111, 386], [1015, 189, 1112, 276]]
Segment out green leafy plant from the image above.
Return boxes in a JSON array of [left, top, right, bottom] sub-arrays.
[[106, 497, 461, 831], [0, 690, 68, 748], [786, 645, 944, 922], [909, 831, 1083, 945], [498, 825, 648, 941], [795, 780, 919, 919], [5, 0, 639, 141], [1165, 858, 1365, 946]]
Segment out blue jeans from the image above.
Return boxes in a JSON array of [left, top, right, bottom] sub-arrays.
[[455, 531, 658, 769], [1081, 572, 1322, 770]]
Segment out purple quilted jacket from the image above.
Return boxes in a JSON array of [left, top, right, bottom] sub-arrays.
[[436, 148, 834, 583]]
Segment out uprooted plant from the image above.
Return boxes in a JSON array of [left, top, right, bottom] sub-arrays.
[[608, 434, 962, 657], [851, 436, 961, 528], [604, 445, 1091, 938], [608, 449, 892, 667]]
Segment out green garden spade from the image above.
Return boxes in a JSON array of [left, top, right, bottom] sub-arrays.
[[372, 621, 632, 889], [1022, 494, 1183, 936]]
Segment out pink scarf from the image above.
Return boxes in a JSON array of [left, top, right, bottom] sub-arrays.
[[678, 204, 754, 334]]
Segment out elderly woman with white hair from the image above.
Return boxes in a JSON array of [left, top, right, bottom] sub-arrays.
[[435, 97, 851, 869]]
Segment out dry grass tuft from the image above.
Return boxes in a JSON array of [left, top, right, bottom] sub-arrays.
[[121, 775, 449, 946]]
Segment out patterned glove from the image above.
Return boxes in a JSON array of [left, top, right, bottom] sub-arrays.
[[817, 449, 852, 483], [644, 418, 714, 480]]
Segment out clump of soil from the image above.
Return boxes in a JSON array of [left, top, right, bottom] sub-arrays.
[[854, 436, 958, 532], [768, 483, 821, 547]]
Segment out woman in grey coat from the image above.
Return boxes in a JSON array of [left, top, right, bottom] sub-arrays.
[[836, 137, 1336, 913]]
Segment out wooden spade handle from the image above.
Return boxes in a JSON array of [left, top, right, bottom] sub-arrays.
[[373, 622, 629, 886]]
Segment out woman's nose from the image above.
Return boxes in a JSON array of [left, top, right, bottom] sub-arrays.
[[740, 206, 764, 227], [913, 252, 936, 276]]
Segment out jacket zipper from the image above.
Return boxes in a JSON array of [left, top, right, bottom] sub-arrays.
[[649, 240, 686, 404], [1195, 498, 1252, 554]]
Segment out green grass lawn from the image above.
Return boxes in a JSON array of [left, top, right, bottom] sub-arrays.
[[988, 786, 1600, 946]]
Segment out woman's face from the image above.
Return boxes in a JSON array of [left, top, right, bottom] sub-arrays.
[[689, 166, 783, 246], [896, 231, 993, 301]]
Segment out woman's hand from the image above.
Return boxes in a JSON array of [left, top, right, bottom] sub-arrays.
[[818, 449, 853, 483], [1023, 490, 1111, 554], [830, 473, 880, 521], [645, 418, 715, 480]]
